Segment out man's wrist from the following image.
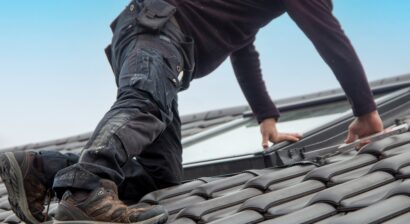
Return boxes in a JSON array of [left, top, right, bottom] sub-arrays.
[[257, 114, 279, 124], [260, 117, 277, 124], [352, 101, 377, 118], [357, 110, 379, 121]]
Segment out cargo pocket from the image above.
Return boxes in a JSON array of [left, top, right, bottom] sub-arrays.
[[122, 48, 179, 114], [136, 0, 176, 31]]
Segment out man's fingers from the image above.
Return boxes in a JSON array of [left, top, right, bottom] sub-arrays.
[[262, 132, 301, 149], [275, 133, 301, 143], [344, 131, 357, 144], [282, 133, 302, 139], [262, 133, 270, 149], [280, 135, 300, 142]]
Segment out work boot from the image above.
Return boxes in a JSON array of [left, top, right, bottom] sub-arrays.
[[54, 179, 168, 224], [0, 151, 52, 224]]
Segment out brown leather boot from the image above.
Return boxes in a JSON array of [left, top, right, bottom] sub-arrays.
[[0, 151, 51, 224], [54, 179, 168, 224]]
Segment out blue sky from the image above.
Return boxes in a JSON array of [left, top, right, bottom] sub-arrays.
[[0, 0, 409, 148]]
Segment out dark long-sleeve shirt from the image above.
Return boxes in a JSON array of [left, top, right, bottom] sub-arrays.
[[167, 0, 376, 122]]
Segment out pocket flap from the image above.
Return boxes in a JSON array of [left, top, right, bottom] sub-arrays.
[[145, 0, 176, 18]]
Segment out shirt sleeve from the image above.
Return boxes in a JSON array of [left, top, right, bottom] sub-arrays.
[[282, 0, 377, 116], [230, 42, 280, 123]]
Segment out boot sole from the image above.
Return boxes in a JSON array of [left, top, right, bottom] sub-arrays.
[[0, 152, 40, 224], [50, 213, 168, 224]]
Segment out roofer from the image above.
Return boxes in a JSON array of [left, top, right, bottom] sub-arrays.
[[0, 0, 384, 223]]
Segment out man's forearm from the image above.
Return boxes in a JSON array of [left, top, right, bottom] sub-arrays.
[[231, 43, 280, 123], [284, 0, 377, 116]]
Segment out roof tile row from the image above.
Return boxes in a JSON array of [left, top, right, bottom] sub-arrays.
[[145, 131, 410, 224]]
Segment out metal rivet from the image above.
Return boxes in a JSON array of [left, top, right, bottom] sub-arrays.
[[130, 4, 135, 11], [176, 65, 181, 72], [172, 78, 177, 83], [178, 71, 184, 81]]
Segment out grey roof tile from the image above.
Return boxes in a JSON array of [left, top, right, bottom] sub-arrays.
[[314, 213, 345, 224], [244, 165, 315, 191], [191, 172, 256, 199], [246, 169, 276, 176], [161, 195, 205, 216], [0, 185, 7, 196], [304, 154, 378, 185], [196, 177, 223, 183], [56, 141, 87, 152], [265, 193, 317, 218], [332, 195, 410, 224], [0, 211, 14, 222], [370, 151, 410, 175], [267, 175, 304, 192], [207, 210, 264, 224], [0, 196, 8, 203], [240, 180, 325, 213], [383, 212, 410, 224], [211, 184, 244, 198], [384, 142, 410, 157], [167, 213, 179, 223], [359, 132, 410, 157], [3, 213, 20, 223], [159, 193, 198, 211], [329, 164, 373, 184], [200, 203, 241, 223], [176, 188, 262, 221], [308, 171, 394, 207], [169, 217, 197, 224], [258, 203, 336, 224], [384, 179, 410, 198], [140, 180, 206, 204], [0, 198, 11, 210], [340, 180, 402, 210], [398, 165, 410, 178], [66, 148, 82, 155]]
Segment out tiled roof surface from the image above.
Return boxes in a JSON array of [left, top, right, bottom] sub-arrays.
[[137, 128, 410, 224], [1, 74, 410, 223], [1, 120, 410, 223]]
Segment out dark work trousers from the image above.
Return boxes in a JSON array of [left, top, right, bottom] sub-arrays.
[[51, 0, 195, 201]]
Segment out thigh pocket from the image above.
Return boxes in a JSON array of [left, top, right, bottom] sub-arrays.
[[120, 48, 179, 113]]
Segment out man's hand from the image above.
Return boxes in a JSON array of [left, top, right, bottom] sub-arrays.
[[260, 118, 301, 149], [345, 110, 384, 144]]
